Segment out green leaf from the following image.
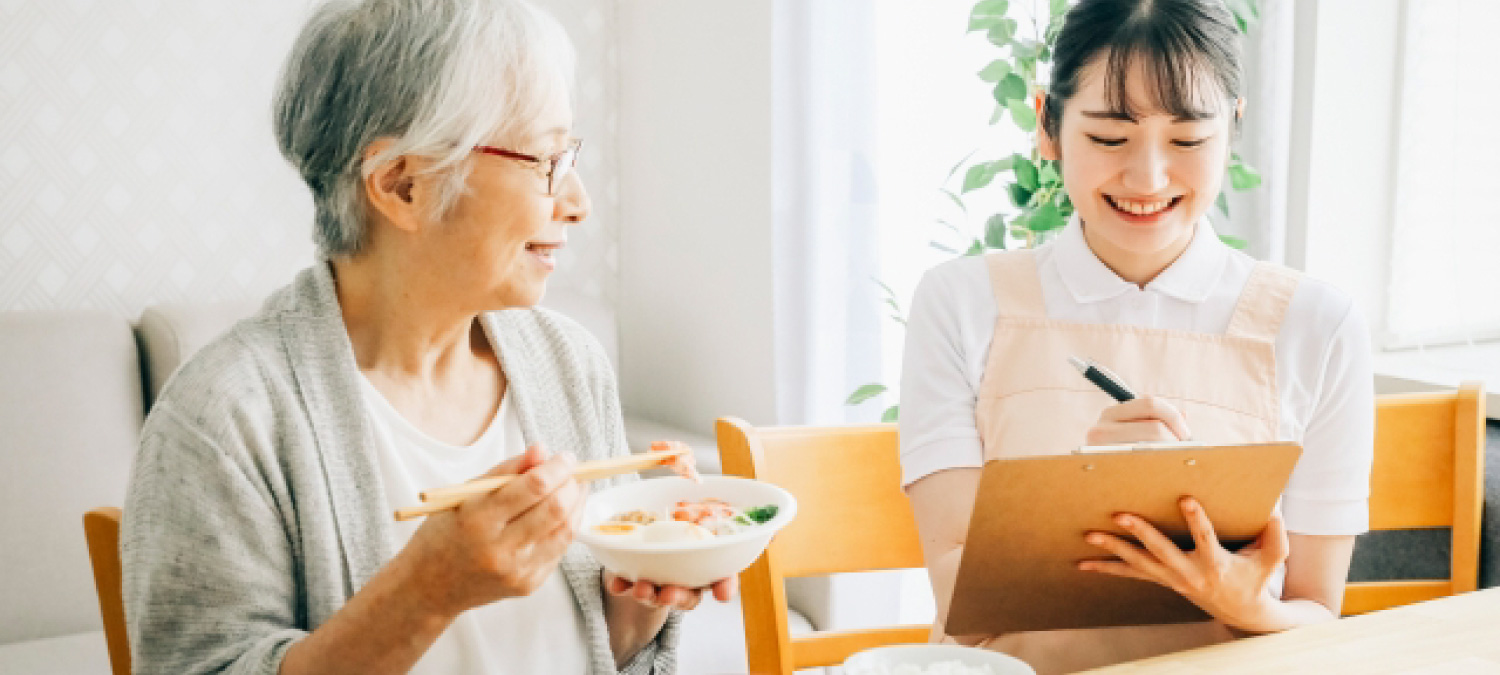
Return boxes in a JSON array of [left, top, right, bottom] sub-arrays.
[[978, 59, 1012, 83], [1027, 203, 1066, 232], [998, 73, 1027, 103], [1044, 20, 1063, 45], [1007, 98, 1036, 131], [968, 0, 1010, 32], [989, 103, 1006, 125], [940, 188, 967, 214], [1007, 182, 1033, 208], [1039, 160, 1060, 185], [961, 157, 1014, 193], [1050, 0, 1070, 18], [1017, 56, 1037, 83], [984, 213, 1008, 249], [965, 240, 986, 256], [1225, 0, 1258, 34], [986, 18, 1018, 47], [1012, 39, 1043, 60], [1014, 156, 1039, 191], [1215, 191, 1231, 218], [845, 383, 888, 406], [991, 82, 1011, 107], [930, 241, 960, 254], [1219, 235, 1249, 250], [944, 148, 979, 183], [880, 405, 900, 423], [1228, 163, 1261, 190]]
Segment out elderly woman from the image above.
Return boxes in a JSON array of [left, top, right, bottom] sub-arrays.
[[120, 1, 730, 673]]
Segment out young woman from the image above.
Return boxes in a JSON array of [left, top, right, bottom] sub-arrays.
[[899, 1, 1373, 672]]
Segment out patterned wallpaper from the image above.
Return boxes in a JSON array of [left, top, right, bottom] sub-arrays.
[[0, 0, 621, 319]]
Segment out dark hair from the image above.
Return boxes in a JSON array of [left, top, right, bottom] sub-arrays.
[[1042, 0, 1243, 142]]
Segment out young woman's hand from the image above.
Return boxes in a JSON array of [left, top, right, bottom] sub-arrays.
[[1079, 497, 1290, 632], [603, 572, 737, 611], [401, 445, 585, 618], [1085, 395, 1192, 445]]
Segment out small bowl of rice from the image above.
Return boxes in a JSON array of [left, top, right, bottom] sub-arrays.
[[843, 645, 1035, 675]]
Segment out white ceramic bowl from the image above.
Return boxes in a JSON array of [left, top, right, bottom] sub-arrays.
[[843, 645, 1035, 675], [577, 475, 796, 589]]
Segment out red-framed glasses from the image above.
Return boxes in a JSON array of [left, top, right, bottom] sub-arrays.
[[472, 138, 583, 196]]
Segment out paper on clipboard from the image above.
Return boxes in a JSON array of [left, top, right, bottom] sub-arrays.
[[943, 442, 1301, 636]]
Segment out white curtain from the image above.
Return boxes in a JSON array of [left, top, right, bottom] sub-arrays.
[[771, 0, 884, 426], [1383, 0, 1500, 348], [1226, 0, 1297, 263], [771, 0, 924, 637]]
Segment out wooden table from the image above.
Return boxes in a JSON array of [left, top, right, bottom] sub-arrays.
[[1084, 587, 1500, 674]]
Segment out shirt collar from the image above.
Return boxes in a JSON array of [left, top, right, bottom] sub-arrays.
[[1052, 214, 1230, 305]]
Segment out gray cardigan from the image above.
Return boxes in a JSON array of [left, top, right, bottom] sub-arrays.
[[121, 263, 681, 674]]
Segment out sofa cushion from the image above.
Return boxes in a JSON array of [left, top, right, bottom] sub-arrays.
[[0, 630, 110, 675], [0, 312, 141, 644], [136, 299, 261, 407]]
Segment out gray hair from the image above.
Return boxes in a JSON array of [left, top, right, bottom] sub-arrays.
[[273, 0, 576, 257]]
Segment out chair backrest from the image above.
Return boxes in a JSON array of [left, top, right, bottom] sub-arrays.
[[83, 507, 129, 675], [1343, 382, 1486, 615], [716, 418, 930, 674]]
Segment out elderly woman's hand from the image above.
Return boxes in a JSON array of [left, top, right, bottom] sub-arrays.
[[602, 571, 737, 611], [403, 445, 584, 617]]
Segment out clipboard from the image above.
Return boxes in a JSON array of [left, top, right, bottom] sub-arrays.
[[944, 442, 1302, 636]]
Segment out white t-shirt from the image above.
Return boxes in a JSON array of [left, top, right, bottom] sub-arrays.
[[899, 217, 1374, 536], [361, 376, 591, 675]]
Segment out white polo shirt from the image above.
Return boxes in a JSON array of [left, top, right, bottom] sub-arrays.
[[899, 217, 1374, 536]]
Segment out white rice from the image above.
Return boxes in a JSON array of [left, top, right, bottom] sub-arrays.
[[844, 660, 997, 675]]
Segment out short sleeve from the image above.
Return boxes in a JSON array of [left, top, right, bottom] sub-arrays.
[[1282, 302, 1375, 535], [898, 261, 989, 487]]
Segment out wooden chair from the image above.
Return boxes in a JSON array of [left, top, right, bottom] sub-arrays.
[[1342, 382, 1486, 616], [717, 418, 931, 674], [83, 507, 130, 675]]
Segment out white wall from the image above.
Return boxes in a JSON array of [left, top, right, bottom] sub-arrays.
[[1289, 0, 1404, 331], [616, 1, 778, 434], [0, 0, 622, 319]]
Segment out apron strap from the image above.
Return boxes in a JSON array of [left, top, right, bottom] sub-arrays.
[[985, 250, 1048, 319], [1225, 261, 1302, 341]]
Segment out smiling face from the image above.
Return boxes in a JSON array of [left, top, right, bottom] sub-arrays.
[[414, 88, 589, 310], [1041, 55, 1237, 279]]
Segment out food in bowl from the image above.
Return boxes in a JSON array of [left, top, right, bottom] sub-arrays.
[[577, 475, 797, 588], [592, 499, 781, 543]]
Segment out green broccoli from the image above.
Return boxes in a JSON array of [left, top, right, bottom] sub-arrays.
[[744, 504, 779, 524]]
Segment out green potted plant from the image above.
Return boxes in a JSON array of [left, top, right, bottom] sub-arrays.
[[849, 0, 1263, 422]]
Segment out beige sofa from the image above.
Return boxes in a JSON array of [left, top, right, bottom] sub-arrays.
[[0, 291, 821, 674]]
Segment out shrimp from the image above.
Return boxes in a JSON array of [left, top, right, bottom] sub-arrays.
[[652, 440, 702, 484], [671, 498, 736, 525]]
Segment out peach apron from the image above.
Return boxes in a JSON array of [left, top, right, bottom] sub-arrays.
[[949, 249, 1300, 674]]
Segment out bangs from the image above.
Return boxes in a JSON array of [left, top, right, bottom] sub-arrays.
[[1098, 43, 1227, 122], [1042, 0, 1242, 141]]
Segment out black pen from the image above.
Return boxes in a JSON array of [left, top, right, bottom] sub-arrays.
[[1068, 356, 1137, 402]]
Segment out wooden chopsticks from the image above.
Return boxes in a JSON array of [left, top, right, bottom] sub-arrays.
[[393, 446, 690, 521]]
